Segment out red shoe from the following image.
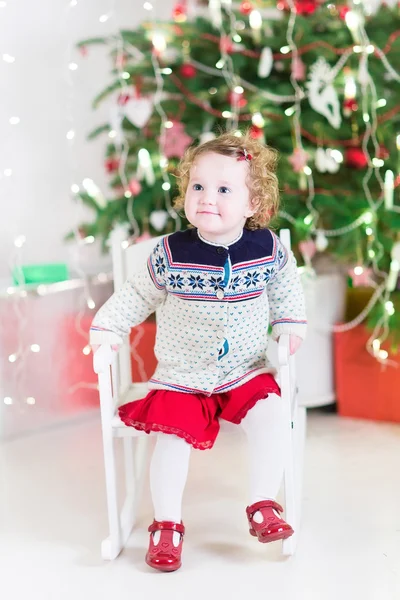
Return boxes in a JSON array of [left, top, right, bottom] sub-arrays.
[[145, 520, 185, 572], [246, 500, 294, 544]]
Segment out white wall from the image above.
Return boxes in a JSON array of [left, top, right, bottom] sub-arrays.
[[0, 0, 174, 280]]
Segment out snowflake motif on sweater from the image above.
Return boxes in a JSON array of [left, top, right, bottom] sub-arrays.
[[90, 228, 307, 396]]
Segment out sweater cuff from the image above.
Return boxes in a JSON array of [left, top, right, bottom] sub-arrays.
[[90, 327, 124, 346], [271, 321, 307, 342]]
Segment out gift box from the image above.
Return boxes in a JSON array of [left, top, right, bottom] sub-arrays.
[[334, 288, 400, 423]]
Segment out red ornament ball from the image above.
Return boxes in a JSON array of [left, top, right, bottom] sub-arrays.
[[294, 0, 317, 15], [338, 5, 351, 19], [343, 98, 358, 117], [249, 125, 264, 140], [227, 90, 248, 108], [239, 1, 253, 15], [105, 157, 120, 173], [220, 35, 234, 55], [172, 3, 187, 23], [179, 63, 197, 79], [376, 144, 390, 160], [345, 148, 368, 169]]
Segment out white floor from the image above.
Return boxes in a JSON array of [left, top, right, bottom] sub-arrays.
[[1, 410, 400, 600]]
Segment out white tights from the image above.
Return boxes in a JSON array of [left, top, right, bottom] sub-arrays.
[[150, 393, 286, 545]]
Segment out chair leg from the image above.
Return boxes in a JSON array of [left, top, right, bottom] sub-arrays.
[[282, 414, 296, 557], [282, 402, 307, 557], [98, 369, 123, 560], [101, 432, 123, 560], [294, 406, 307, 527], [119, 436, 150, 548]]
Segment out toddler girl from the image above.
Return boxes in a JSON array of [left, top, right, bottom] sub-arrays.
[[90, 130, 307, 572]]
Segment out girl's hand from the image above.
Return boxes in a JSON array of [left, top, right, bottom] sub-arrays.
[[289, 334, 303, 355]]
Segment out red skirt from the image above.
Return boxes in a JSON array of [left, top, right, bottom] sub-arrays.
[[118, 373, 280, 450]]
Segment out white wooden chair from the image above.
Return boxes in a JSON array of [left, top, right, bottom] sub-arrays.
[[93, 227, 307, 561]]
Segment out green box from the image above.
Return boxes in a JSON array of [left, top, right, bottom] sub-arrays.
[[12, 263, 69, 286]]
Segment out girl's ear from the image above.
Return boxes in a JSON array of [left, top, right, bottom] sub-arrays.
[[244, 198, 259, 218]]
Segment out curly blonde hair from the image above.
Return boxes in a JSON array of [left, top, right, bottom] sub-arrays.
[[173, 129, 280, 229]]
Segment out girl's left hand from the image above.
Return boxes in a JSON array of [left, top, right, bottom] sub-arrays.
[[289, 334, 303, 355]]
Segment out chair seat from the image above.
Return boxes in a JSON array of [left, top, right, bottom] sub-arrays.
[[111, 383, 241, 438]]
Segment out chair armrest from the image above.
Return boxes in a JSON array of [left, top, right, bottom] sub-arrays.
[[93, 344, 115, 374], [277, 334, 291, 367]]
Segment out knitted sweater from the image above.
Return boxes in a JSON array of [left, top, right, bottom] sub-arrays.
[[90, 228, 307, 396]]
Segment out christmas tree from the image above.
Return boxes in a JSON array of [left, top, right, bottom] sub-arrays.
[[74, 0, 400, 351]]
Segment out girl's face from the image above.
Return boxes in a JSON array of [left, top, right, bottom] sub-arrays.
[[184, 152, 256, 244]]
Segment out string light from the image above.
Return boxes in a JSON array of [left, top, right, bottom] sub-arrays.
[[4, 397, 13, 406], [344, 75, 356, 99], [14, 235, 26, 248], [249, 10, 262, 30], [26, 397, 36, 405], [252, 112, 265, 128], [2, 53, 15, 63], [9, 117, 20, 125], [152, 32, 166, 53], [143, 2, 153, 9], [87, 298, 96, 310], [99, 14, 109, 23], [385, 301, 395, 316], [69, 62, 78, 71], [363, 211, 374, 224], [30, 344, 40, 353], [345, 11, 361, 32]]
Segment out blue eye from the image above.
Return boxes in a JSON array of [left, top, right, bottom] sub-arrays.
[[193, 183, 203, 191], [218, 186, 231, 194]]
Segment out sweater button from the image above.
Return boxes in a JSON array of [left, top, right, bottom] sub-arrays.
[[216, 289, 224, 300], [216, 247, 225, 254], [216, 330, 224, 339]]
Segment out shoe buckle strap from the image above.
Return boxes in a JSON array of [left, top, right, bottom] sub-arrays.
[[148, 520, 185, 535], [246, 500, 283, 520]]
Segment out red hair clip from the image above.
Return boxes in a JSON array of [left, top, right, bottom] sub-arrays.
[[237, 148, 253, 162]]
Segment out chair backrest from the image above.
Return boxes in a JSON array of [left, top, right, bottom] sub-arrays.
[[111, 231, 165, 292]]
